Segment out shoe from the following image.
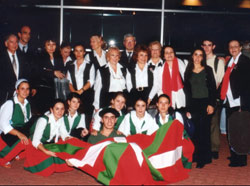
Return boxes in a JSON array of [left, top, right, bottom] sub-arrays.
[[196, 163, 205, 168], [212, 152, 219, 159], [3, 162, 11, 168], [15, 155, 20, 161]]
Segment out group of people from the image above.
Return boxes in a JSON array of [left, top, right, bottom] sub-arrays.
[[0, 25, 249, 178]]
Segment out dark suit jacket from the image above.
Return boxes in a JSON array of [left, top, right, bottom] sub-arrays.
[[119, 51, 136, 69], [228, 54, 250, 111], [0, 49, 30, 105]]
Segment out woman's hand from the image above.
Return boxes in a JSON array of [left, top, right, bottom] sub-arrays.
[[16, 132, 29, 145], [207, 105, 214, 115], [54, 70, 65, 79], [81, 128, 89, 137], [186, 112, 192, 119], [45, 150, 57, 157]]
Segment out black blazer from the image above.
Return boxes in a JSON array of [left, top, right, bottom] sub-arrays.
[[0, 50, 30, 105], [227, 54, 250, 110], [119, 51, 136, 69], [184, 66, 217, 111]]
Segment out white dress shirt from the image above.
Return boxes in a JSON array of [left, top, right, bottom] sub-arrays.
[[154, 112, 183, 126], [118, 110, 158, 136], [149, 58, 187, 109], [66, 112, 86, 134], [148, 58, 163, 70], [0, 96, 31, 134], [18, 42, 28, 53], [85, 50, 107, 68], [225, 52, 241, 108], [93, 63, 131, 109], [67, 60, 95, 90], [135, 63, 149, 88], [32, 113, 69, 148]]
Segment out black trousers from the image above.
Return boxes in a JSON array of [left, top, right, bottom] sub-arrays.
[[225, 105, 247, 165], [190, 98, 212, 165]]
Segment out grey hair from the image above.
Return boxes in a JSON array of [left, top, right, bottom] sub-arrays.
[[123, 33, 136, 41]]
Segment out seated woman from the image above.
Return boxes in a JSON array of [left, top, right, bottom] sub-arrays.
[[91, 92, 126, 135], [88, 108, 124, 144], [0, 79, 32, 168], [118, 97, 158, 136], [64, 93, 89, 139], [154, 94, 183, 127], [24, 99, 73, 176]]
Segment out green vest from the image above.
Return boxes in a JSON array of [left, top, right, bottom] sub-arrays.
[[63, 114, 81, 133], [30, 116, 52, 144], [11, 101, 31, 128], [129, 113, 147, 135]]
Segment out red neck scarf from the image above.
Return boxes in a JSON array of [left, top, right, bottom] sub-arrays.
[[162, 57, 184, 106], [220, 62, 236, 100]]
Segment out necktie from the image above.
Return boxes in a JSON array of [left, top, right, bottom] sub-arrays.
[[22, 46, 26, 53], [128, 52, 132, 63], [12, 55, 17, 78], [220, 62, 236, 100]]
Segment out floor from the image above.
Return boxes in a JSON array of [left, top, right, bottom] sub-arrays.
[[0, 135, 249, 185]]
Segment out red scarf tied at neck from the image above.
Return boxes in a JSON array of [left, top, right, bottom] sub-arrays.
[[162, 57, 183, 106]]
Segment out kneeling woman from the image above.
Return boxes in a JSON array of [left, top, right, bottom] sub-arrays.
[[64, 93, 89, 139], [154, 94, 183, 127], [24, 99, 73, 176], [91, 92, 126, 135], [0, 79, 32, 168], [118, 98, 158, 136]]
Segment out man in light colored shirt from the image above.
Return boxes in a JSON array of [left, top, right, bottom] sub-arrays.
[[202, 39, 225, 160]]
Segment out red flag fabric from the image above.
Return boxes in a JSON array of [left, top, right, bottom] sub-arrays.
[[220, 62, 235, 100], [55, 119, 194, 185]]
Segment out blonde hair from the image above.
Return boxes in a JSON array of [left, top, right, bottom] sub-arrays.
[[149, 41, 162, 51], [106, 46, 121, 60]]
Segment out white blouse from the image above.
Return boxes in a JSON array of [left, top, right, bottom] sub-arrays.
[[32, 113, 69, 148]]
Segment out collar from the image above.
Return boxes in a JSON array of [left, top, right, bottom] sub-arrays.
[[67, 111, 79, 119], [7, 50, 17, 58], [18, 42, 28, 50], [93, 50, 105, 57], [13, 95, 28, 107], [136, 63, 148, 71], [148, 58, 163, 66], [228, 52, 242, 67]]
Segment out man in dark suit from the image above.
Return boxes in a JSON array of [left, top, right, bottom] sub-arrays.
[[119, 33, 136, 69], [221, 40, 250, 167], [0, 34, 30, 105]]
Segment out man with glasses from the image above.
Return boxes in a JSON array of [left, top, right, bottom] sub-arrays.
[[220, 40, 250, 167], [201, 39, 225, 160]]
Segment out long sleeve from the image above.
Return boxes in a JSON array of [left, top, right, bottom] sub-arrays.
[[76, 114, 86, 129], [117, 113, 130, 136], [92, 109, 102, 131], [0, 100, 14, 134], [32, 117, 47, 148], [125, 69, 132, 92], [88, 64, 95, 87]]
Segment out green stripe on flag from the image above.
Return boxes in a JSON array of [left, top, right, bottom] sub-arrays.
[[97, 143, 129, 185], [0, 140, 20, 158], [24, 157, 65, 173], [181, 154, 192, 169], [143, 152, 164, 181], [44, 143, 84, 155], [143, 120, 173, 157]]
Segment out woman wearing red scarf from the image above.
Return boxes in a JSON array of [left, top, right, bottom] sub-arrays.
[[148, 46, 187, 110], [184, 48, 216, 169]]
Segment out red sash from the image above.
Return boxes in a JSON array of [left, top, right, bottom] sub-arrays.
[[220, 62, 235, 100], [162, 57, 183, 105]]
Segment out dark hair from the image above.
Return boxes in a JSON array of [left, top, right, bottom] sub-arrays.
[[228, 39, 242, 47], [184, 48, 207, 81], [162, 45, 176, 60], [44, 38, 57, 47], [73, 42, 85, 50], [50, 99, 65, 109], [156, 94, 174, 115], [132, 44, 149, 62], [112, 92, 126, 101], [202, 39, 215, 46], [67, 92, 81, 102], [134, 97, 147, 111], [60, 41, 71, 49]]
